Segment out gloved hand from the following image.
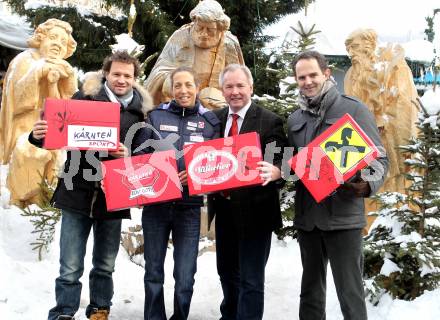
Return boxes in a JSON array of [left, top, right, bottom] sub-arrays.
[[339, 179, 371, 197]]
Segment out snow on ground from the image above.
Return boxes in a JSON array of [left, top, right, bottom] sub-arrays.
[[2, 162, 440, 319]]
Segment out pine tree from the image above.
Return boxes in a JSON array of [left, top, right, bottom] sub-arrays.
[[424, 8, 439, 92], [4, 0, 311, 92], [255, 20, 320, 239], [20, 178, 61, 261], [363, 98, 440, 304]]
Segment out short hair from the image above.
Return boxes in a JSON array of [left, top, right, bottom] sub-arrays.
[[345, 28, 377, 50], [27, 18, 77, 59], [102, 50, 141, 78], [170, 66, 199, 87], [291, 50, 329, 76], [190, 0, 230, 31], [219, 64, 253, 87]]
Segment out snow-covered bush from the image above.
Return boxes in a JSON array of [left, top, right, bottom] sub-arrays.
[[364, 92, 440, 303]]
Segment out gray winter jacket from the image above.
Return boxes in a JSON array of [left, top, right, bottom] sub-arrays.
[[287, 86, 389, 231]]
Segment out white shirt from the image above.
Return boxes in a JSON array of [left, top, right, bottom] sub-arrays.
[[224, 101, 252, 137]]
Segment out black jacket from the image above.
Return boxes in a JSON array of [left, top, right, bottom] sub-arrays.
[[208, 103, 287, 236], [29, 72, 153, 219], [136, 99, 220, 206]]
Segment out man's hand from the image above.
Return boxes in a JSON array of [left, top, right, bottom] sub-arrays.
[[32, 120, 48, 140], [100, 180, 106, 194], [109, 143, 129, 158], [340, 179, 371, 197], [256, 161, 281, 186], [179, 170, 188, 186]]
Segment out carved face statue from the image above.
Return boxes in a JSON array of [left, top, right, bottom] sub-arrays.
[[346, 36, 376, 66], [190, 19, 222, 49], [39, 26, 69, 59]]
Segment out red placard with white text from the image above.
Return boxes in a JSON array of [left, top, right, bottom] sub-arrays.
[[101, 150, 182, 211], [184, 132, 263, 195], [43, 98, 120, 151], [288, 113, 381, 203]]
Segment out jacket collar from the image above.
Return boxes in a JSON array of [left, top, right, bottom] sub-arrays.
[[81, 71, 153, 118], [216, 102, 259, 135], [162, 99, 201, 117]]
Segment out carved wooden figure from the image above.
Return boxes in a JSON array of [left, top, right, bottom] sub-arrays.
[[344, 28, 419, 195], [0, 18, 77, 207], [145, 0, 244, 110]]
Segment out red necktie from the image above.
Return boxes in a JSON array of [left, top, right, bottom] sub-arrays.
[[228, 114, 239, 137], [221, 114, 240, 199]]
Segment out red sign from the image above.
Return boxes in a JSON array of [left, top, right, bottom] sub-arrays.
[[184, 132, 263, 195], [101, 150, 182, 211], [43, 98, 120, 151], [288, 113, 381, 203]]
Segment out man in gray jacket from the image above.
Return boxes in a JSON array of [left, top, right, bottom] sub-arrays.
[[287, 51, 388, 320]]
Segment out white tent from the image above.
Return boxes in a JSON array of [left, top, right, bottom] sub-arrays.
[[0, 10, 32, 50]]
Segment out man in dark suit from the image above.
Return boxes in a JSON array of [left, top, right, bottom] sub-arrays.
[[208, 64, 287, 320]]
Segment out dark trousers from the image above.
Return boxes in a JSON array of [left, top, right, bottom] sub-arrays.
[[142, 204, 201, 320], [297, 228, 367, 320], [215, 205, 272, 320]]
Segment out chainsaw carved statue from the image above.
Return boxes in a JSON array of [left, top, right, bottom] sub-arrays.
[[0, 18, 77, 207], [145, 0, 244, 110], [344, 28, 419, 195]]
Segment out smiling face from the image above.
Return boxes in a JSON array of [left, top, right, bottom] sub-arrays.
[[39, 26, 68, 59], [172, 71, 199, 108], [105, 61, 135, 97], [295, 58, 331, 98], [190, 19, 222, 49], [221, 69, 253, 113]]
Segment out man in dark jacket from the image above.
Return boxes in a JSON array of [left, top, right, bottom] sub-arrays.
[[136, 67, 220, 320], [287, 50, 388, 320], [29, 51, 153, 320], [208, 64, 287, 320]]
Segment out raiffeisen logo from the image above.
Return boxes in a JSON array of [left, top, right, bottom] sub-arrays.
[[188, 150, 238, 185]]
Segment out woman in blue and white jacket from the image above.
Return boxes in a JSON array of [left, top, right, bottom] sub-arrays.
[[137, 66, 220, 320]]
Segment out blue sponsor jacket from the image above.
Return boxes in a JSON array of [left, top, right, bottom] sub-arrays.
[[136, 99, 220, 206]]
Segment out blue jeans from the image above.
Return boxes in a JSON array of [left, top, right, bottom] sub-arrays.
[[215, 208, 272, 320], [142, 204, 201, 320], [48, 210, 122, 320]]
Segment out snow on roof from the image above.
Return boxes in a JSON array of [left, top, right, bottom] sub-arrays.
[[401, 40, 435, 62], [265, 0, 439, 63]]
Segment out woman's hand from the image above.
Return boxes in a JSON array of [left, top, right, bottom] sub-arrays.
[[109, 143, 129, 158], [179, 170, 188, 186]]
